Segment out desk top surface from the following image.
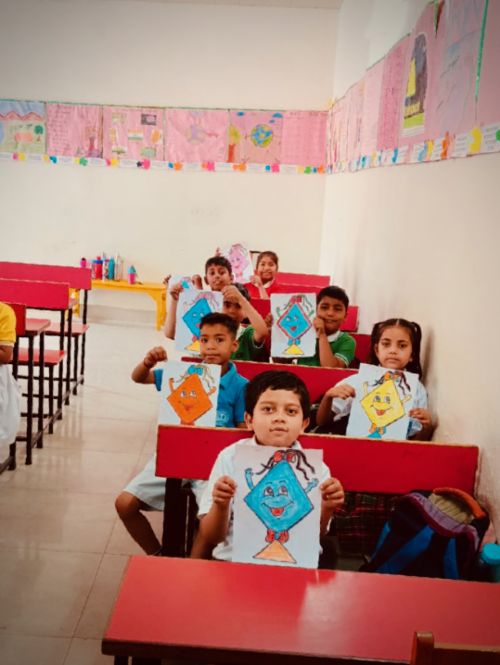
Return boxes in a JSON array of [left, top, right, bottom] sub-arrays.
[[103, 556, 500, 664], [91, 279, 164, 291]]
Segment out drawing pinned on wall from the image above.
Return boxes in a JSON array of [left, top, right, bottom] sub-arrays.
[[158, 361, 220, 427], [232, 445, 323, 568], [228, 110, 283, 164], [102, 106, 164, 161], [174, 290, 222, 355], [0, 100, 46, 154], [165, 109, 228, 162], [281, 111, 327, 167], [220, 243, 253, 283], [403, 33, 428, 134], [270, 293, 316, 358], [346, 364, 419, 440], [46, 103, 102, 157], [426, 0, 486, 139]]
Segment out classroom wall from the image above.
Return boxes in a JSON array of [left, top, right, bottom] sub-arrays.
[[1, 0, 337, 312], [320, 0, 500, 534]]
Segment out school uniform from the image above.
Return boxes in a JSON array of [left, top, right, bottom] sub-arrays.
[[231, 325, 268, 362], [297, 330, 356, 367], [0, 303, 21, 454]]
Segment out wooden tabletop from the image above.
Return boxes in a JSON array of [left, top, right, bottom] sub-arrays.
[[103, 557, 500, 664]]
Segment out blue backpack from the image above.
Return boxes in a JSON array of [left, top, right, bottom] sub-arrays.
[[360, 489, 489, 580]]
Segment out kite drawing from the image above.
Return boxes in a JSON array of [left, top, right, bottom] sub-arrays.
[[271, 293, 316, 358], [158, 361, 220, 427], [174, 290, 222, 354], [346, 364, 419, 440], [232, 446, 323, 568]]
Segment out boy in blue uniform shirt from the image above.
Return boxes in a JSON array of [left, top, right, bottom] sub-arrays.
[[115, 312, 248, 554]]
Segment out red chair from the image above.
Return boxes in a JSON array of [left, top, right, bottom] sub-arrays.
[[0, 262, 92, 396], [411, 631, 500, 665], [351, 332, 370, 364], [5, 302, 52, 466], [0, 279, 70, 462]]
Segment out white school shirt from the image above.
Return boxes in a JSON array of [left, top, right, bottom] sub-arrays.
[[198, 436, 331, 561], [330, 374, 428, 437]]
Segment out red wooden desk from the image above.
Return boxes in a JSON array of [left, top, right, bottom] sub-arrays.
[[102, 556, 500, 665], [156, 425, 478, 557]]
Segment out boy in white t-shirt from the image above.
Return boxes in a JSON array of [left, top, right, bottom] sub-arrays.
[[192, 370, 345, 561]]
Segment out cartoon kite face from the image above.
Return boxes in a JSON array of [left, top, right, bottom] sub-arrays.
[[244, 450, 318, 563], [245, 460, 314, 533], [360, 376, 407, 429], [167, 373, 213, 425], [277, 302, 312, 341]]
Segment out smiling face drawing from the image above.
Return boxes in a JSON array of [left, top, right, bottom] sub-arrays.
[[360, 377, 406, 429], [245, 460, 313, 533], [167, 373, 213, 425], [277, 302, 311, 340]]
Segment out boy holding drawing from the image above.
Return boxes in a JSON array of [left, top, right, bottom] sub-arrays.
[[165, 255, 270, 361], [115, 312, 248, 555], [192, 370, 344, 562], [297, 286, 356, 368]]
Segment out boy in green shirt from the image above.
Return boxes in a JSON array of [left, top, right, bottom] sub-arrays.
[[298, 286, 356, 368], [222, 283, 269, 362]]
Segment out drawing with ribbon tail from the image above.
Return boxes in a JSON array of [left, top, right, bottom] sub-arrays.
[[175, 290, 222, 355], [233, 445, 323, 568], [271, 293, 316, 358], [158, 361, 221, 427]]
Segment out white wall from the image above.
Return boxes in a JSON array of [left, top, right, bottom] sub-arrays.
[[1, 0, 337, 310], [321, 0, 500, 533]]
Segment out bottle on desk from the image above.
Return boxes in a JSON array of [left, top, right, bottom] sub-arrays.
[[127, 265, 137, 285], [92, 256, 103, 279], [114, 254, 123, 281], [80, 257, 88, 269], [108, 256, 115, 280]]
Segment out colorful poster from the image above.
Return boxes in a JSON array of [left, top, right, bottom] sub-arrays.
[[281, 111, 327, 167], [377, 36, 410, 150], [165, 109, 228, 163], [102, 106, 164, 161], [174, 290, 223, 355], [426, 0, 486, 139], [158, 361, 220, 427], [344, 81, 364, 163], [477, 0, 500, 126], [270, 293, 316, 359], [0, 100, 46, 154], [232, 444, 323, 568], [345, 364, 419, 440], [46, 103, 102, 157], [360, 60, 384, 157], [220, 243, 253, 283], [228, 110, 282, 164], [401, 3, 438, 140]]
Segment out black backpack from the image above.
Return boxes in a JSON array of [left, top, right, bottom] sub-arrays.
[[360, 488, 489, 580]]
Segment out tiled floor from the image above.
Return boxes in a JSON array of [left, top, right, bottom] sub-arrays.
[[0, 321, 171, 664]]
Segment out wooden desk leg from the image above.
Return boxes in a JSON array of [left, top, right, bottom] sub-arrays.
[[163, 479, 187, 557], [150, 290, 166, 331]]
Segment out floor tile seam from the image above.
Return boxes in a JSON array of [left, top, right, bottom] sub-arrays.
[[71, 550, 107, 640]]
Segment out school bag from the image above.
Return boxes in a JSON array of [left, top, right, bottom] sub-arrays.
[[360, 488, 489, 580]]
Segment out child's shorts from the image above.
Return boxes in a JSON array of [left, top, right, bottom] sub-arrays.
[[123, 455, 206, 510]]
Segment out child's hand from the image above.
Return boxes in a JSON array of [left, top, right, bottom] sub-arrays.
[[169, 281, 184, 301], [163, 274, 171, 286], [143, 346, 167, 369], [250, 274, 263, 287], [214, 247, 222, 257], [222, 284, 245, 304], [212, 476, 236, 507], [191, 274, 203, 290], [326, 384, 355, 400], [313, 316, 326, 337], [264, 313, 273, 329], [320, 477, 345, 510], [409, 408, 433, 428]]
